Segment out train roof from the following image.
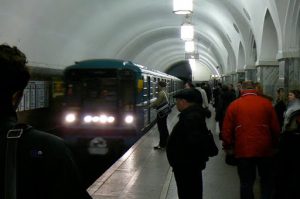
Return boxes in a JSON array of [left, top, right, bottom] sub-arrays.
[[65, 59, 141, 72], [65, 59, 180, 80]]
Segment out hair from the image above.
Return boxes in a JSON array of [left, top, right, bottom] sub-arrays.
[[255, 82, 263, 94], [184, 81, 195, 88], [276, 87, 286, 102], [0, 44, 30, 96], [158, 81, 166, 87], [289, 89, 300, 99], [242, 80, 255, 89]]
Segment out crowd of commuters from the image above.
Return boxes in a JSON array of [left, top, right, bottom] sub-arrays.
[[2, 43, 300, 199], [221, 81, 281, 199], [214, 80, 300, 199], [170, 79, 300, 199], [274, 89, 300, 199], [145, 78, 300, 199]]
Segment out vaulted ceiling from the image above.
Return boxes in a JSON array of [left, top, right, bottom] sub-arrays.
[[1, 0, 299, 80]]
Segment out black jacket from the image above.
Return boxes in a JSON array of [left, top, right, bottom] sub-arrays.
[[166, 104, 209, 170], [0, 110, 91, 199]]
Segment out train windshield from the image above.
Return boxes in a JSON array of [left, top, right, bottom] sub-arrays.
[[64, 69, 135, 111]]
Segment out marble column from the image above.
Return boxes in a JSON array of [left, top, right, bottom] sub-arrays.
[[237, 72, 245, 83], [221, 76, 226, 83], [245, 69, 257, 82], [279, 57, 300, 91], [224, 75, 232, 85], [231, 74, 237, 85], [256, 65, 279, 98]]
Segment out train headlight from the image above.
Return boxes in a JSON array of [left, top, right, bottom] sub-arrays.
[[99, 115, 107, 123], [65, 113, 76, 123], [107, 116, 115, 123], [124, 115, 134, 124], [84, 115, 93, 123], [92, 116, 100, 123]]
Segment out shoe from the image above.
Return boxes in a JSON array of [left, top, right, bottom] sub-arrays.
[[153, 145, 165, 150]]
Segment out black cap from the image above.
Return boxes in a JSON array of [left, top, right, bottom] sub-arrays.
[[173, 88, 202, 103]]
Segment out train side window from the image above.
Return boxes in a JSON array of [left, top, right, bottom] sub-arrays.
[[142, 75, 148, 102], [153, 78, 157, 97], [149, 77, 155, 99]]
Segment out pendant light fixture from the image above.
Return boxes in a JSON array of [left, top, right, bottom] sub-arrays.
[[173, 0, 193, 15]]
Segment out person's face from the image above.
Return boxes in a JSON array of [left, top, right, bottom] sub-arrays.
[[12, 90, 24, 110], [158, 85, 162, 90], [288, 92, 296, 101], [176, 98, 185, 112]]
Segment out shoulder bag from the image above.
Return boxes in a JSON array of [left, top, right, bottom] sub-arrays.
[[5, 124, 32, 199], [205, 130, 219, 157]]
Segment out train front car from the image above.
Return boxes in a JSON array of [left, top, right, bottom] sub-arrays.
[[61, 59, 144, 155]]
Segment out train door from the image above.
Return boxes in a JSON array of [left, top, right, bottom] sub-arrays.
[[118, 69, 135, 112]]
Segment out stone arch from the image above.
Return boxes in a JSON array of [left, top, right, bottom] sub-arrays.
[[260, 9, 278, 62], [237, 42, 245, 71], [297, 9, 300, 50]]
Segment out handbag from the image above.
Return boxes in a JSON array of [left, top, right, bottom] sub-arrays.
[[157, 91, 172, 118], [157, 102, 171, 118], [205, 130, 219, 157]]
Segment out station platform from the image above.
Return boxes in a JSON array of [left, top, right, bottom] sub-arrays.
[[87, 106, 260, 199]]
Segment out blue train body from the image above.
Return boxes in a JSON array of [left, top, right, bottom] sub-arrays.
[[61, 59, 182, 154]]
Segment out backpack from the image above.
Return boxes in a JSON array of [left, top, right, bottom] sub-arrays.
[[5, 124, 32, 199]]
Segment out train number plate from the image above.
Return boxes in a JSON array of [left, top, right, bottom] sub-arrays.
[[88, 137, 109, 155]]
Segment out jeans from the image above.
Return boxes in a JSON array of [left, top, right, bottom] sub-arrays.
[[237, 157, 274, 199]]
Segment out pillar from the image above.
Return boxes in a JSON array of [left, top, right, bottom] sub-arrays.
[[256, 65, 279, 98]]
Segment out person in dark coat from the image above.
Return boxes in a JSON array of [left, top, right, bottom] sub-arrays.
[[0, 44, 91, 199], [166, 88, 209, 199], [215, 84, 236, 139], [273, 88, 286, 130]]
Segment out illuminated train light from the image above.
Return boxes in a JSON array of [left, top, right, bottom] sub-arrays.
[[125, 115, 134, 124], [99, 115, 107, 123], [65, 113, 76, 123], [107, 116, 115, 123], [83, 114, 115, 124], [84, 115, 93, 123], [92, 116, 100, 123]]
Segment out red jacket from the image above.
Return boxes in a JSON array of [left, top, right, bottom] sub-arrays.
[[222, 89, 280, 158]]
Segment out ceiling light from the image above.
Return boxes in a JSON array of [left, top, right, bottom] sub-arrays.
[[185, 41, 195, 53], [181, 23, 194, 40], [173, 0, 193, 15]]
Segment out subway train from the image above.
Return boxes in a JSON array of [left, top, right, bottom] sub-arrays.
[[60, 59, 183, 154]]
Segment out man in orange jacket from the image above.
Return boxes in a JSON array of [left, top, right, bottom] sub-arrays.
[[221, 80, 280, 199]]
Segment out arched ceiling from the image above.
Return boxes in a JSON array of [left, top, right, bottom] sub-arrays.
[[0, 0, 299, 79]]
